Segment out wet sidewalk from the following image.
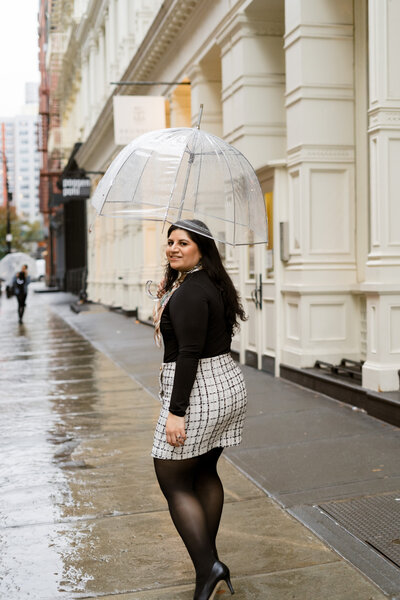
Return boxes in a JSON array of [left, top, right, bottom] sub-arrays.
[[0, 287, 397, 599]]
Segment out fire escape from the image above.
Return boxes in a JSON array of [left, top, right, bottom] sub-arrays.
[[38, 0, 64, 286]]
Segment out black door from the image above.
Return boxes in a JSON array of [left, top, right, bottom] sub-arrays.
[[64, 199, 87, 295]]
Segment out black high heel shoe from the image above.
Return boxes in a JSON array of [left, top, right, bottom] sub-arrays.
[[194, 561, 235, 600]]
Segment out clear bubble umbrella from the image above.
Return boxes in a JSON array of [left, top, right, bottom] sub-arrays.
[[0, 252, 37, 282], [91, 125, 267, 246]]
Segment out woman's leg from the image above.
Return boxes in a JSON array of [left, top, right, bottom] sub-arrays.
[[193, 447, 224, 558], [17, 294, 26, 322], [153, 447, 224, 580]]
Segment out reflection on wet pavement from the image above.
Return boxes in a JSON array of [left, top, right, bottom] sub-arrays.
[[0, 290, 166, 598]]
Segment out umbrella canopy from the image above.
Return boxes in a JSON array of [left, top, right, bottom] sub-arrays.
[[91, 127, 267, 246], [0, 252, 37, 282]]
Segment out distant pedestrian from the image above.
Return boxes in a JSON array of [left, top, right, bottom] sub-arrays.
[[12, 264, 30, 324], [151, 219, 247, 600]]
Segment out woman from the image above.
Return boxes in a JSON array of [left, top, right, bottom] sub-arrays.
[[151, 219, 247, 600], [12, 264, 30, 324]]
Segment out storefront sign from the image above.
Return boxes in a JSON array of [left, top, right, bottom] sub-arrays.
[[113, 96, 166, 145], [62, 178, 91, 198]]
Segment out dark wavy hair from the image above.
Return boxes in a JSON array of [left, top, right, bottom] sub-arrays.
[[164, 219, 247, 336]]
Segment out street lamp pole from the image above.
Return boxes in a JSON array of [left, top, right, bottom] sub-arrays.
[[6, 190, 12, 254]]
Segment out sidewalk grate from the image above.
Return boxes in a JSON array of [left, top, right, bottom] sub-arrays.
[[319, 492, 400, 568]]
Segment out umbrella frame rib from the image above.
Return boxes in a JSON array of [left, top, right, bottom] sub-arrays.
[[209, 133, 238, 245], [98, 146, 135, 212], [162, 131, 196, 228], [127, 149, 154, 208], [177, 130, 198, 222], [192, 131, 204, 218]]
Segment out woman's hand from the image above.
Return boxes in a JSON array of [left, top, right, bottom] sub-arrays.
[[166, 413, 187, 447]]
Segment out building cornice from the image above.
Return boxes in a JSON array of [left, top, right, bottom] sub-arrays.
[[120, 0, 201, 91], [56, 0, 109, 124], [77, 0, 108, 54], [77, 0, 202, 167], [78, 0, 267, 168]]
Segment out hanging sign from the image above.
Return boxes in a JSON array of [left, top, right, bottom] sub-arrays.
[[113, 96, 166, 145], [62, 178, 91, 199]]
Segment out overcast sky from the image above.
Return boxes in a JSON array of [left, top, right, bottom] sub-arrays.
[[0, 0, 40, 117]]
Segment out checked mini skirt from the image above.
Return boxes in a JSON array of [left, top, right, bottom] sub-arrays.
[[151, 353, 247, 460]]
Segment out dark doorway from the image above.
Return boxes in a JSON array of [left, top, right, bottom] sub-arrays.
[[64, 199, 87, 296]]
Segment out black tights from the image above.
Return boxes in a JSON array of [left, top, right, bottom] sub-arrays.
[[17, 294, 26, 322], [154, 447, 224, 583]]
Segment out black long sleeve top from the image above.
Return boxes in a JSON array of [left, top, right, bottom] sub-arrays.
[[160, 270, 231, 416]]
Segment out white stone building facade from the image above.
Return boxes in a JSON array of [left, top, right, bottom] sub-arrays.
[[52, 0, 400, 393]]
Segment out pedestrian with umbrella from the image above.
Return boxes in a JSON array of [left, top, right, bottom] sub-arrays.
[[12, 264, 31, 324], [91, 115, 268, 600], [0, 252, 37, 298]]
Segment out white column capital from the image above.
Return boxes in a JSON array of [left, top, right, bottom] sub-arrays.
[[368, 107, 400, 133], [186, 63, 203, 85], [217, 12, 284, 54]]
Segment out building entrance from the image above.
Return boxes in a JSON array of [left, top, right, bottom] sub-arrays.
[[237, 169, 278, 375]]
